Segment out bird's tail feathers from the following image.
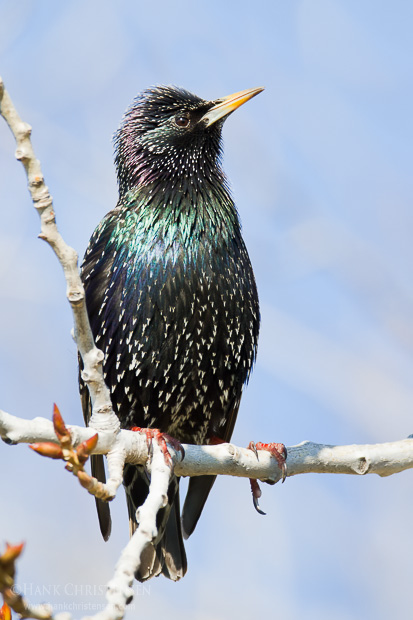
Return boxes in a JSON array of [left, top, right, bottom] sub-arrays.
[[124, 463, 187, 581], [91, 454, 112, 541], [181, 474, 217, 539]]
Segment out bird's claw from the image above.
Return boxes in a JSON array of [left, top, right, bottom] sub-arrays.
[[250, 478, 266, 515], [247, 440, 288, 515], [130, 427, 185, 464], [247, 440, 259, 460], [281, 461, 287, 483]]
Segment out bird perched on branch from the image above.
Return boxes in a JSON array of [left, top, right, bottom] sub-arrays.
[[80, 85, 262, 581]]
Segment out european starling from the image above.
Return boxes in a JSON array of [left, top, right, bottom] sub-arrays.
[[80, 85, 262, 581]]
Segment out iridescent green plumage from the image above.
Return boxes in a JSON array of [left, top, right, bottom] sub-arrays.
[[80, 86, 261, 581]]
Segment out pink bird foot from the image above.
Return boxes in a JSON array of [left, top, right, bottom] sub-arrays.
[[130, 427, 185, 464], [247, 441, 287, 515]]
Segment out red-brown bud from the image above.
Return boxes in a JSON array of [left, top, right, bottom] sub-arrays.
[[1, 542, 24, 564], [29, 442, 63, 460], [52, 403, 70, 442], [76, 433, 98, 463]]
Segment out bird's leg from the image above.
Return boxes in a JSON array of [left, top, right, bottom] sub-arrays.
[[130, 427, 185, 464], [247, 441, 287, 515], [208, 435, 226, 445]]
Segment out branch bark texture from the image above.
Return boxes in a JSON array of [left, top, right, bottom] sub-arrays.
[[1, 409, 412, 481]]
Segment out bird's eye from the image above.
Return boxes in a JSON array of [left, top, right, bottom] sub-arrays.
[[174, 115, 190, 128]]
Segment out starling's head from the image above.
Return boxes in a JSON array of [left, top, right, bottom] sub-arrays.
[[114, 85, 263, 195]]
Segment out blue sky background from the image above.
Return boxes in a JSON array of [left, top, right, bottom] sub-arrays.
[[1, 1, 413, 618]]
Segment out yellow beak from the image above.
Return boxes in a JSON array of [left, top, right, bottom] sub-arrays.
[[200, 87, 264, 127]]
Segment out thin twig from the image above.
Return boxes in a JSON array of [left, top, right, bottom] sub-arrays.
[[92, 442, 174, 620], [0, 75, 122, 502], [0, 75, 118, 431]]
